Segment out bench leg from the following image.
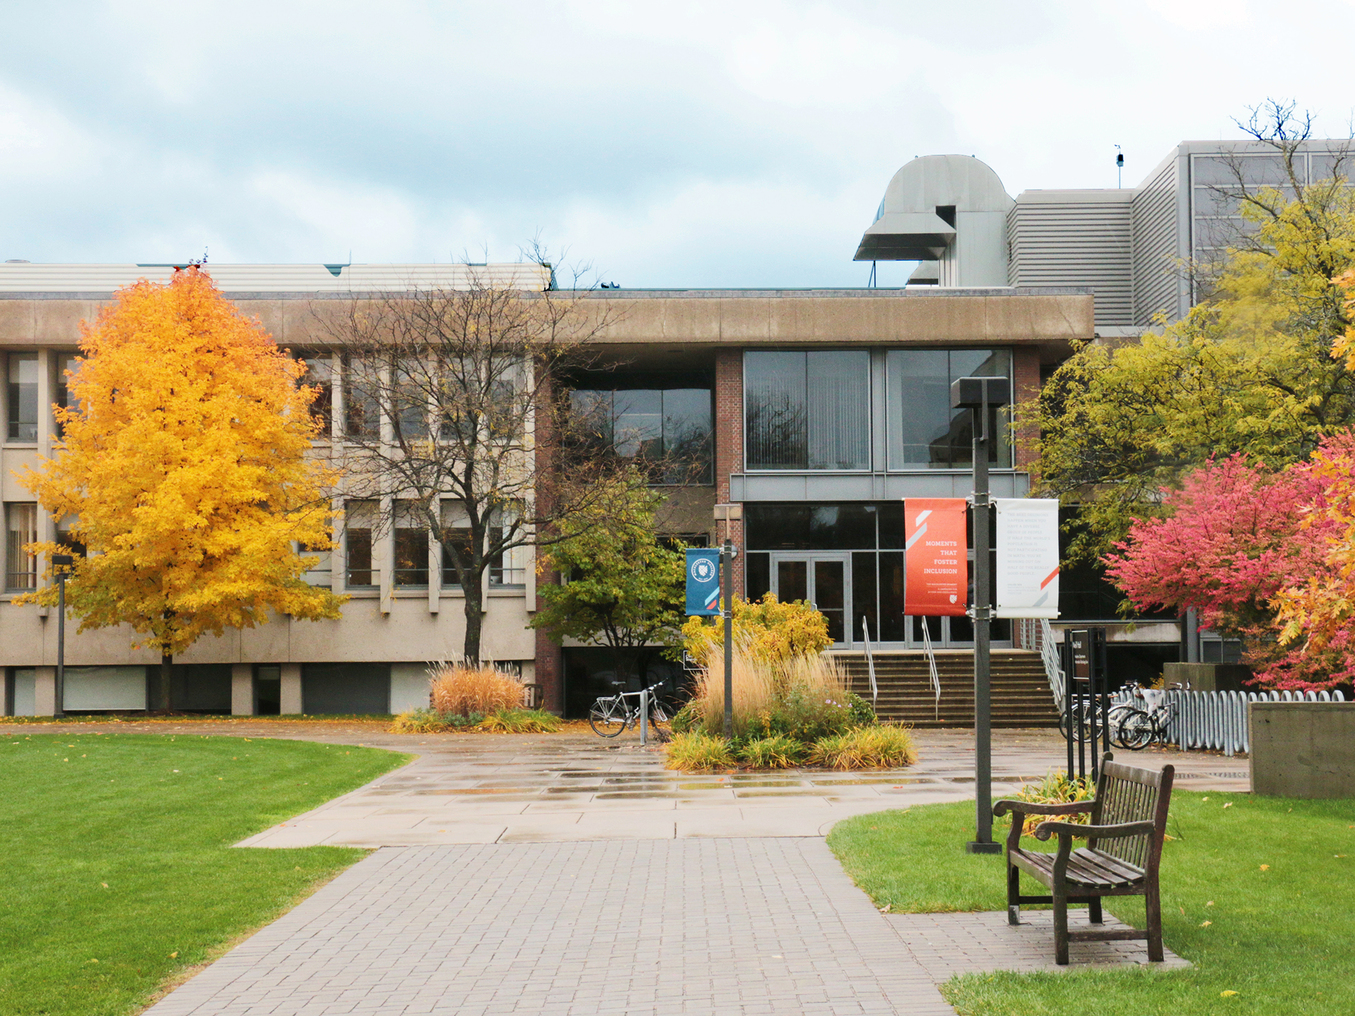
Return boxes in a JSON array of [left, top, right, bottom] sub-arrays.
[[1006, 861, 1021, 925], [1145, 882, 1164, 962], [1089, 896, 1103, 924], [1053, 890, 1070, 966]]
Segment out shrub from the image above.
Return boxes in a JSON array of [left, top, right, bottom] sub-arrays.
[[670, 701, 702, 734], [429, 663, 525, 717], [687, 646, 855, 740], [737, 734, 806, 769], [680, 593, 832, 666], [477, 708, 562, 733], [388, 708, 484, 733], [664, 732, 735, 771], [809, 725, 917, 770], [1006, 770, 1096, 836]]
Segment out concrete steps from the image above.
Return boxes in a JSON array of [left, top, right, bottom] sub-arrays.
[[832, 650, 1060, 728]]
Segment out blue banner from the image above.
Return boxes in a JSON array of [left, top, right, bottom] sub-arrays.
[[685, 549, 721, 616]]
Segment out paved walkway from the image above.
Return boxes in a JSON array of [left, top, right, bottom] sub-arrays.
[[239, 728, 1247, 846], [144, 729, 1216, 1015]]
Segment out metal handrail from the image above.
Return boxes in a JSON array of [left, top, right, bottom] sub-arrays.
[[860, 615, 879, 707], [1038, 618, 1065, 712], [920, 619, 942, 720]]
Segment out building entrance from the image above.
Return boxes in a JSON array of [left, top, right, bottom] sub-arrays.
[[769, 553, 850, 645]]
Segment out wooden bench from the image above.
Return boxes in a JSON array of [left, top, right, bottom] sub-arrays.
[[992, 751, 1174, 965]]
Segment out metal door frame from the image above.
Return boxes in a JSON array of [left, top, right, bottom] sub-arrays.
[[769, 552, 852, 647]]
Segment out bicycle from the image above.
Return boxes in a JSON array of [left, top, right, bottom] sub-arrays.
[[1060, 691, 1140, 747], [1112, 683, 1182, 750], [588, 682, 671, 739]]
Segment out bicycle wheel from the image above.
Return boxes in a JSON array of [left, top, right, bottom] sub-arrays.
[[1115, 708, 1156, 750], [589, 698, 627, 738], [1106, 704, 1137, 749]]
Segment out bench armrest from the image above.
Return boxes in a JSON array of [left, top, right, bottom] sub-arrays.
[[1033, 819, 1156, 842], [993, 799, 1095, 818]]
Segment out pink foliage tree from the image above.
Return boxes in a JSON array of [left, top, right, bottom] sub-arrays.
[[1104, 443, 1351, 691]]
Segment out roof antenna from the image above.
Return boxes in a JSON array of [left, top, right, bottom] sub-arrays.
[[1115, 146, 1124, 188]]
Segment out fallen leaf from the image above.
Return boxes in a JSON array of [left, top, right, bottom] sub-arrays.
[[1260, 864, 1270, 871], [170, 951, 178, 959], [1221, 989, 1238, 997], [101, 883, 108, 889], [1201, 920, 1212, 927], [1222, 802, 1232, 808], [1206, 900, 1214, 907]]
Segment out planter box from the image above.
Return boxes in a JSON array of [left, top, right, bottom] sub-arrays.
[[1249, 701, 1355, 799]]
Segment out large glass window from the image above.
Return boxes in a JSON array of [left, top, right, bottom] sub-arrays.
[[5, 503, 37, 591], [567, 383, 713, 484], [7, 353, 38, 442], [343, 357, 379, 440], [886, 348, 1011, 469], [745, 350, 870, 470]]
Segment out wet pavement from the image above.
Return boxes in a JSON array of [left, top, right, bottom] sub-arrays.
[[237, 728, 1249, 847]]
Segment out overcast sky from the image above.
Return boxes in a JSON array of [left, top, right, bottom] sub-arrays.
[[4, 0, 1355, 287]]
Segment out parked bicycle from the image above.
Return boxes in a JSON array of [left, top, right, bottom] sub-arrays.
[[589, 682, 671, 740], [1059, 692, 1139, 746], [1111, 683, 1181, 750]]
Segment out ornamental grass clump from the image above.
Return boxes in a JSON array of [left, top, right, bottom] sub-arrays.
[[477, 708, 562, 733], [1006, 769, 1097, 836], [664, 731, 736, 771], [388, 709, 485, 733], [690, 644, 863, 740], [808, 724, 917, 770], [429, 662, 525, 717], [736, 734, 807, 769]]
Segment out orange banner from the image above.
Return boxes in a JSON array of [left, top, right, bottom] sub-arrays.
[[904, 498, 969, 617]]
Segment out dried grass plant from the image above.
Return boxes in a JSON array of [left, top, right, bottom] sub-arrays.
[[429, 662, 524, 717], [691, 643, 848, 738]]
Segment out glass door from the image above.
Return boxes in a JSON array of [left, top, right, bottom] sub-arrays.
[[770, 553, 851, 645]]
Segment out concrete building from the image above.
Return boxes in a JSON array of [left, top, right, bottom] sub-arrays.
[[1, 261, 1091, 717]]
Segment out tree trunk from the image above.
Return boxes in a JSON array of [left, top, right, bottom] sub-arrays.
[[463, 581, 483, 667], [158, 652, 173, 713]]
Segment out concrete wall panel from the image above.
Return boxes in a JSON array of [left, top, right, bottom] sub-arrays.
[[1250, 702, 1355, 798]]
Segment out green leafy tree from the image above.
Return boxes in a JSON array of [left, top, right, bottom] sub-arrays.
[[1034, 114, 1355, 564], [531, 471, 686, 685]]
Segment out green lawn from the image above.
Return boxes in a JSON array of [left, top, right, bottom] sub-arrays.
[[828, 793, 1355, 1015], [0, 732, 409, 1016]]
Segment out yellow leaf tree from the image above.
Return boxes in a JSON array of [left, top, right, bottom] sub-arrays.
[[18, 267, 343, 709]]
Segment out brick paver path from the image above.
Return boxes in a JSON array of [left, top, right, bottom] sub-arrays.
[[146, 840, 957, 1016]]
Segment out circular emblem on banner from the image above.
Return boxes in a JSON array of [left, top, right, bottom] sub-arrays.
[[690, 557, 716, 583]]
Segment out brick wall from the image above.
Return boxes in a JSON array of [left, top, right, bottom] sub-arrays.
[[713, 349, 746, 596]]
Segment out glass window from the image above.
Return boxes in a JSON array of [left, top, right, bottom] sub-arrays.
[[745, 350, 869, 470], [886, 348, 1011, 469], [489, 522, 527, 588], [55, 354, 80, 438], [439, 501, 472, 589], [393, 502, 428, 587], [393, 360, 428, 441], [294, 351, 333, 436], [344, 501, 376, 588], [343, 357, 379, 440], [7, 354, 38, 442], [5, 503, 37, 591], [566, 384, 713, 484]]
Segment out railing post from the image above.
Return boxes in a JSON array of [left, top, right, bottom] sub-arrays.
[[640, 687, 649, 746]]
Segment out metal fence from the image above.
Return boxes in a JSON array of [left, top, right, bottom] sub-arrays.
[[1109, 687, 1347, 757]]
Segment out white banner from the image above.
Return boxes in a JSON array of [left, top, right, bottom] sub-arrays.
[[995, 498, 1060, 619]]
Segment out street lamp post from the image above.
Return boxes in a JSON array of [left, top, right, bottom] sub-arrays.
[[950, 377, 1010, 855], [51, 553, 74, 721]]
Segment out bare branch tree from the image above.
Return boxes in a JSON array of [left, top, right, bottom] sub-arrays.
[[313, 263, 646, 665]]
